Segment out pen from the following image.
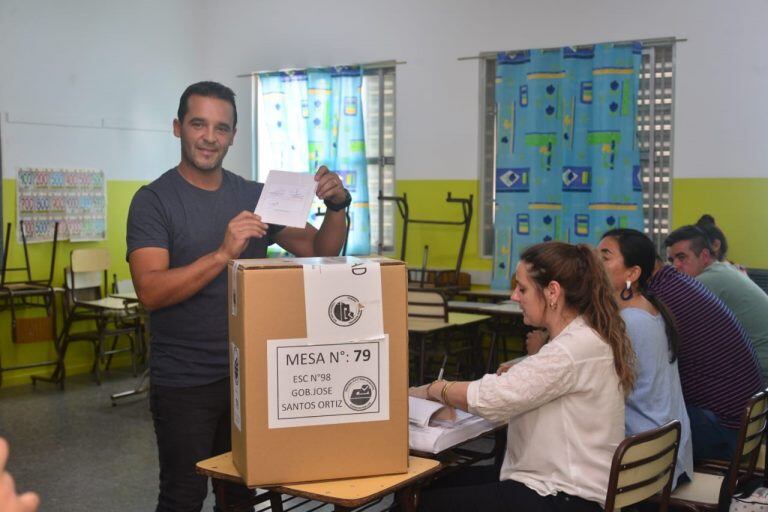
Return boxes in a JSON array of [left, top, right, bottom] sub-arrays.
[[437, 354, 448, 381]]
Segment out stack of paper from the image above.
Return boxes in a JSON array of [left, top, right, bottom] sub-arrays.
[[408, 397, 502, 454]]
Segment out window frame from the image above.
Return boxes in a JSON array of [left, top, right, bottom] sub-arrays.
[[251, 63, 396, 254]]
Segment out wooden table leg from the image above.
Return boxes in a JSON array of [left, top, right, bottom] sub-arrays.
[[396, 485, 419, 512]]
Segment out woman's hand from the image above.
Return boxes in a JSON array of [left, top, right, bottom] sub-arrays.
[[408, 383, 431, 400], [525, 329, 549, 355]]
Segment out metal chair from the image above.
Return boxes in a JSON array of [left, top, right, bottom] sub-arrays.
[[604, 420, 681, 512], [0, 221, 59, 386], [32, 248, 139, 388], [668, 390, 768, 511]]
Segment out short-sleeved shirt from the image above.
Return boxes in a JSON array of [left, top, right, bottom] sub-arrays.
[[622, 308, 693, 488], [697, 261, 768, 380], [126, 168, 283, 387], [647, 265, 763, 428]]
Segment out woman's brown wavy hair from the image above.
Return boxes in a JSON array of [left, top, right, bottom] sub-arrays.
[[520, 241, 636, 394]]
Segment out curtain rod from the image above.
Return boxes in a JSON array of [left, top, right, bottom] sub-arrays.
[[238, 60, 405, 78], [457, 37, 686, 61]]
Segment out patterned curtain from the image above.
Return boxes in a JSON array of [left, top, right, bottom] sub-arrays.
[[258, 67, 370, 254], [491, 43, 643, 289]]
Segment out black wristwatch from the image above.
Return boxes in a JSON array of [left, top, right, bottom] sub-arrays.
[[324, 189, 352, 211]]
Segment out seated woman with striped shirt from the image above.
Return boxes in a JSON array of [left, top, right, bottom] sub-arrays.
[[410, 241, 635, 512]]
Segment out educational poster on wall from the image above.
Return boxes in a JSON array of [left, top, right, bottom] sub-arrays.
[[16, 167, 107, 243]]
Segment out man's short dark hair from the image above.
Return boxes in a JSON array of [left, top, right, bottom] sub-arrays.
[[665, 225, 712, 256], [177, 81, 237, 128]]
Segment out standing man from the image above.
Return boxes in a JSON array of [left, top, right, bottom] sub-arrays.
[[666, 225, 768, 380], [127, 81, 350, 511]]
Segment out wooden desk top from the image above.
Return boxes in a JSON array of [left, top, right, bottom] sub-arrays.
[[407, 317, 453, 334], [459, 288, 512, 301], [447, 312, 492, 326], [448, 300, 522, 316], [407, 313, 491, 334], [197, 452, 441, 507], [110, 292, 139, 302]]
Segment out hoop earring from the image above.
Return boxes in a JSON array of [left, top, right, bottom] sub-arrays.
[[620, 280, 634, 301]]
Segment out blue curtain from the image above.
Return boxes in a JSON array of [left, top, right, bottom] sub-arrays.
[[258, 67, 370, 255], [491, 43, 643, 289]]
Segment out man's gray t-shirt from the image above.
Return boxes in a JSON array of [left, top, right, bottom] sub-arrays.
[[126, 168, 283, 387]]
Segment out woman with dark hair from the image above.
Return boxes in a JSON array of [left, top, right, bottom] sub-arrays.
[[410, 241, 636, 512], [695, 214, 728, 262], [597, 228, 693, 488]]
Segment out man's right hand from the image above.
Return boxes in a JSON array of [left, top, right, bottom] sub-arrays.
[[216, 211, 269, 262]]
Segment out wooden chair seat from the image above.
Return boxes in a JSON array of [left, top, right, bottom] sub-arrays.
[[670, 472, 723, 506], [666, 389, 768, 511]]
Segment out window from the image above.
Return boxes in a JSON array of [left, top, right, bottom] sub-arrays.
[[479, 40, 676, 256], [252, 65, 396, 254], [637, 43, 675, 252], [362, 67, 396, 253]]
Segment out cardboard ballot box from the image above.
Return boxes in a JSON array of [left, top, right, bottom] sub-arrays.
[[228, 256, 409, 486]]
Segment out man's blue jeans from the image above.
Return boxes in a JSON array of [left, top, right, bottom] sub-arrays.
[[151, 378, 254, 512], [686, 404, 738, 461]]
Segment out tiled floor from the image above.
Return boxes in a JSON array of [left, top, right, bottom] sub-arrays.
[[0, 370, 400, 511]]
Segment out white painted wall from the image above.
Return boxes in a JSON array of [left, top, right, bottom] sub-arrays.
[[0, 0, 206, 181], [203, 0, 768, 180], [2, 0, 767, 182]]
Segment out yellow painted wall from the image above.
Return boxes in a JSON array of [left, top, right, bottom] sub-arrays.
[[2, 176, 765, 387], [395, 177, 768, 273], [672, 178, 768, 268], [0, 179, 146, 387], [394, 180, 492, 274]]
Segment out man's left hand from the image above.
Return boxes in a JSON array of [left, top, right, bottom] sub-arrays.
[[314, 166, 347, 205]]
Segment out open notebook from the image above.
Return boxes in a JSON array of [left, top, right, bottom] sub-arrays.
[[408, 397, 502, 454]]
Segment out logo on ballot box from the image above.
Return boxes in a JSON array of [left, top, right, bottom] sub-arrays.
[[329, 295, 364, 327], [343, 376, 376, 411]]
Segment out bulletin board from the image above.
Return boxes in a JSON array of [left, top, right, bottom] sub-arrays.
[[16, 167, 107, 243]]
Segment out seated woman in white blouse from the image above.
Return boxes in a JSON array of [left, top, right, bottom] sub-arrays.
[[411, 241, 636, 512], [597, 228, 693, 488]]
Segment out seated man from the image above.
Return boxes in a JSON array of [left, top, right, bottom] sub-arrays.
[[666, 225, 768, 380], [647, 259, 764, 460]]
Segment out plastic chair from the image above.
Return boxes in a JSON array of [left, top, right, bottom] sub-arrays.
[[668, 390, 768, 511], [604, 420, 681, 512]]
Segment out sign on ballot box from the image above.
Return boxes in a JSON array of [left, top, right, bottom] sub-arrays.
[[228, 256, 408, 486]]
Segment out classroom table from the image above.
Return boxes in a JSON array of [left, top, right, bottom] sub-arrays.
[[196, 452, 441, 512], [447, 301, 524, 373], [454, 287, 513, 303], [408, 312, 491, 384], [411, 423, 509, 475]]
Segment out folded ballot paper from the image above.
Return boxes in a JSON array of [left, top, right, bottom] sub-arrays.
[[408, 396, 501, 454]]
